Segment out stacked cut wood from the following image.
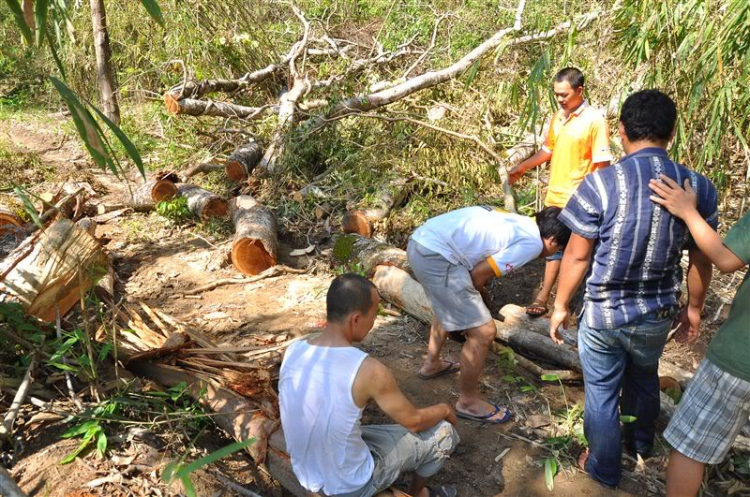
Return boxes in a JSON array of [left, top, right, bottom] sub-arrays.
[[229, 195, 278, 275], [124, 178, 178, 211], [225, 141, 263, 181], [0, 219, 107, 322], [177, 183, 228, 221], [342, 177, 409, 237]]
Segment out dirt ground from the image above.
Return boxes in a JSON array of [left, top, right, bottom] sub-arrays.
[[2, 114, 743, 496]]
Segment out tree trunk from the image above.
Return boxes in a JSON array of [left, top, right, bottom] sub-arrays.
[[90, 0, 120, 125], [499, 304, 577, 345], [229, 196, 278, 275], [225, 142, 263, 181], [342, 178, 409, 237], [21, 0, 34, 32], [0, 219, 107, 322], [177, 184, 228, 221], [124, 179, 178, 212], [164, 93, 275, 119], [333, 234, 410, 276], [0, 205, 23, 235]]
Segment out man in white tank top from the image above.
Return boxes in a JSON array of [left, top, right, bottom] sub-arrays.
[[280, 274, 460, 497]]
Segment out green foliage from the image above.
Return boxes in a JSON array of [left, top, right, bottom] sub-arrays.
[[157, 195, 191, 223], [544, 456, 557, 491]]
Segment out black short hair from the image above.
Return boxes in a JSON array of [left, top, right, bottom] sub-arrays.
[[554, 67, 585, 89], [620, 89, 677, 143], [326, 274, 377, 323], [534, 206, 572, 246]]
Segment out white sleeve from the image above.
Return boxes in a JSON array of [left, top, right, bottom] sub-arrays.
[[486, 238, 543, 277]]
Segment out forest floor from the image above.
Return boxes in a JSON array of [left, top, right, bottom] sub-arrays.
[[1, 112, 745, 497]]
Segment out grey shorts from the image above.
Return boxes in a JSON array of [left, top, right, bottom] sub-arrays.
[[333, 421, 460, 497], [664, 359, 750, 464], [407, 239, 492, 332]]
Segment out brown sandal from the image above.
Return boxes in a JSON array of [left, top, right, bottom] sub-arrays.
[[525, 299, 548, 317]]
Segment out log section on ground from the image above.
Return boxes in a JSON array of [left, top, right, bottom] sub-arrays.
[[0, 204, 22, 235], [164, 93, 276, 119], [0, 219, 107, 322], [229, 196, 278, 275], [177, 183, 228, 221], [124, 178, 178, 212], [333, 234, 410, 277], [225, 141, 264, 181], [342, 178, 409, 237], [499, 304, 578, 344]]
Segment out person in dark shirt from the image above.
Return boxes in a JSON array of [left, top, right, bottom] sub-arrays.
[[549, 90, 718, 488]]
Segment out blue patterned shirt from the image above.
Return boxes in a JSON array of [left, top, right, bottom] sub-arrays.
[[560, 147, 719, 330]]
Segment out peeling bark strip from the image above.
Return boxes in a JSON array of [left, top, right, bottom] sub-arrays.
[[229, 196, 278, 275], [177, 184, 228, 221], [0, 219, 107, 322], [333, 234, 410, 277], [342, 178, 409, 237], [164, 93, 276, 119], [124, 178, 178, 212], [225, 141, 263, 181]]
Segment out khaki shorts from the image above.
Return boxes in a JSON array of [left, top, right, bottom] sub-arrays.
[[407, 239, 492, 332], [333, 421, 460, 497]]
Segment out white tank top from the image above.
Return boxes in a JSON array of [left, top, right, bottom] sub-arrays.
[[279, 340, 374, 495]]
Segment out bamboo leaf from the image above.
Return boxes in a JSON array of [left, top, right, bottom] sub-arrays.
[[177, 438, 255, 478], [541, 374, 560, 382], [620, 415, 638, 424], [138, 0, 165, 27], [544, 457, 557, 491], [2, 0, 34, 44], [89, 104, 146, 179], [34, 0, 49, 46], [96, 430, 107, 458], [13, 186, 41, 228]]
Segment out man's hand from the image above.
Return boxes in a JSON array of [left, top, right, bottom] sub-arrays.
[[672, 306, 701, 344], [442, 404, 458, 426], [549, 304, 570, 345], [648, 175, 698, 220], [508, 165, 525, 184]]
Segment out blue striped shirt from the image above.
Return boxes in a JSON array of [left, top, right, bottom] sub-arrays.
[[560, 148, 719, 330]]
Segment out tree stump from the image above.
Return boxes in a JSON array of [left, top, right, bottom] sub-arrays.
[[225, 141, 263, 181], [124, 178, 178, 212], [229, 196, 278, 275], [0, 219, 107, 322], [342, 178, 408, 237], [177, 184, 228, 221]]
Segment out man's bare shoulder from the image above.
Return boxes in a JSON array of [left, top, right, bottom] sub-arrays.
[[352, 356, 394, 406]]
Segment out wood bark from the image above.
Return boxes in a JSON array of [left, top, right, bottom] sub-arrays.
[[225, 141, 263, 181], [229, 196, 278, 275], [124, 179, 178, 211], [0, 219, 107, 322], [505, 131, 545, 168], [164, 93, 275, 120], [177, 183, 228, 221], [90, 0, 120, 125], [180, 162, 224, 180], [0, 204, 23, 235], [333, 234, 410, 277], [499, 304, 578, 345], [342, 178, 408, 237]]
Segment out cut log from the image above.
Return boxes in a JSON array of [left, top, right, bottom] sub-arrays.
[[0, 219, 107, 322], [225, 142, 263, 181], [499, 304, 578, 345], [180, 162, 224, 180], [229, 196, 278, 275], [0, 204, 23, 235], [333, 234, 410, 276], [177, 183, 228, 221], [164, 93, 275, 120], [342, 178, 409, 237], [124, 178, 178, 212]]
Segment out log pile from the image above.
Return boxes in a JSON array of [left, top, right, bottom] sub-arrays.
[[229, 196, 278, 275], [124, 178, 178, 211]]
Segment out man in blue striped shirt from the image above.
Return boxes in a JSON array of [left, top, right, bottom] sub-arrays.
[[549, 90, 718, 488]]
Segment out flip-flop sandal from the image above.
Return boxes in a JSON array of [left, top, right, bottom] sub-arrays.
[[418, 361, 460, 380], [525, 300, 548, 317], [428, 484, 457, 497], [456, 404, 512, 424]]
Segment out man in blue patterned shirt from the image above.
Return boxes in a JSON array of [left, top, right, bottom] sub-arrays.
[[548, 90, 718, 488]]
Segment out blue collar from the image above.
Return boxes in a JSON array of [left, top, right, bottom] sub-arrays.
[[622, 147, 670, 162]]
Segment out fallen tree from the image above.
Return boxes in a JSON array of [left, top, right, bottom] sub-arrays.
[[342, 177, 409, 237], [225, 141, 264, 181], [333, 234, 411, 276], [229, 196, 278, 275], [177, 183, 228, 221], [124, 178, 178, 212]]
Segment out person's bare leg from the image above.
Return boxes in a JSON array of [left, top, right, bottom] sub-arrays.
[[666, 450, 705, 497], [455, 320, 507, 420], [529, 259, 561, 312], [420, 316, 453, 376], [407, 473, 431, 497]]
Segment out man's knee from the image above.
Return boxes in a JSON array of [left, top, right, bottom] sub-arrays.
[[433, 420, 460, 456], [466, 320, 496, 346]]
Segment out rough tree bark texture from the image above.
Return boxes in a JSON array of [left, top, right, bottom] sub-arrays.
[[124, 179, 178, 212], [177, 184, 228, 221], [342, 178, 409, 237], [229, 195, 278, 275], [225, 141, 263, 181], [333, 234, 410, 276], [90, 0, 120, 125], [0, 219, 107, 322], [163, 93, 275, 119]]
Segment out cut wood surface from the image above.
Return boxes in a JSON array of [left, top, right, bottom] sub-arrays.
[[177, 183, 228, 221], [225, 141, 263, 181], [124, 178, 178, 211], [0, 204, 22, 235], [342, 178, 408, 237], [0, 219, 107, 322], [333, 234, 410, 276], [164, 93, 276, 119], [229, 196, 278, 275]]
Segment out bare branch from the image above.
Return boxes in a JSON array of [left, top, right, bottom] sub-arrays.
[[164, 95, 278, 119], [402, 13, 450, 79]]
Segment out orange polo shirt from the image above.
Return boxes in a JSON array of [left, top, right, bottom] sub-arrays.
[[542, 101, 612, 208]]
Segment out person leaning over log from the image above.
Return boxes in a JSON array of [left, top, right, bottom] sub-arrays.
[[279, 274, 460, 497], [508, 67, 613, 317], [548, 90, 719, 489], [407, 205, 571, 424], [648, 176, 750, 497]]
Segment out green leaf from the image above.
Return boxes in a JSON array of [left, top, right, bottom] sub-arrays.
[[544, 457, 557, 491], [96, 431, 107, 458], [541, 374, 560, 382], [138, 0, 165, 27], [61, 421, 99, 438], [181, 476, 197, 497], [13, 187, 41, 228], [520, 385, 536, 393], [89, 104, 145, 179], [619, 415, 638, 424], [464, 59, 481, 90], [177, 439, 255, 478], [34, 0, 49, 46], [2, 0, 34, 44]]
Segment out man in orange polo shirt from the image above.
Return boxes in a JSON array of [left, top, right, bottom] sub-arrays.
[[508, 67, 612, 316]]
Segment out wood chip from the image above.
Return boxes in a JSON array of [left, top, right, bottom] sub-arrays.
[[289, 245, 315, 256], [494, 448, 511, 462]]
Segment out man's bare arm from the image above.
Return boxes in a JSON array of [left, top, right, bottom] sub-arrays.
[[509, 149, 552, 184], [549, 234, 595, 344], [469, 260, 496, 292]]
